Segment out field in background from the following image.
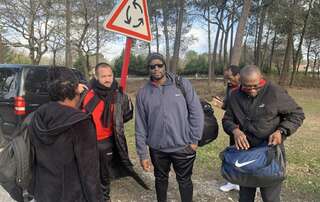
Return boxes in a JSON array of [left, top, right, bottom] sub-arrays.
[[124, 78, 320, 201]]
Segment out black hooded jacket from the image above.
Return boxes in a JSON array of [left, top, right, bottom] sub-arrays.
[[222, 81, 305, 147], [30, 102, 101, 202]]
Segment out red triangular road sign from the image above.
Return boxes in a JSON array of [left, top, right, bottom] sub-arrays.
[[104, 0, 152, 42]]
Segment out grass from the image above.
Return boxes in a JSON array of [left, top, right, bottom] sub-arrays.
[[124, 79, 320, 201]]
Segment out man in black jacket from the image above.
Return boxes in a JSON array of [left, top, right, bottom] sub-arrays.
[[30, 67, 101, 202], [222, 65, 305, 202]]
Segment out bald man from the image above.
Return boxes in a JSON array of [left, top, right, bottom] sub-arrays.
[[222, 65, 305, 202]]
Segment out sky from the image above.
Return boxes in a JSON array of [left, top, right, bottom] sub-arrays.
[[100, 25, 210, 61]]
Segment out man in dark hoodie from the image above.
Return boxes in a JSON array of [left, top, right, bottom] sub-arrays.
[[30, 67, 101, 202], [135, 53, 204, 202], [222, 65, 305, 202]]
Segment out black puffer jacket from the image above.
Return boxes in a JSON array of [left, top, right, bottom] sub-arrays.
[[30, 102, 101, 202], [222, 81, 305, 147]]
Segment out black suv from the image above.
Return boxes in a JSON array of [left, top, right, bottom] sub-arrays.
[[0, 64, 86, 144]]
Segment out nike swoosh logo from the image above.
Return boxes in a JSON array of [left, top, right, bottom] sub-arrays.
[[235, 159, 257, 168]]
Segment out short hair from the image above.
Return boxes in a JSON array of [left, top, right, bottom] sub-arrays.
[[47, 67, 79, 101], [240, 65, 261, 78], [95, 62, 112, 75], [226, 65, 240, 76]]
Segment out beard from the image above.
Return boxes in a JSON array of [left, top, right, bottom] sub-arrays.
[[151, 72, 165, 81]]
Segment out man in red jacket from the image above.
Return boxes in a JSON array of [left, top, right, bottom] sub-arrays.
[[82, 63, 121, 202]]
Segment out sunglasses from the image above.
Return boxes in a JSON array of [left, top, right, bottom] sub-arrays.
[[148, 63, 164, 70], [241, 84, 262, 91]]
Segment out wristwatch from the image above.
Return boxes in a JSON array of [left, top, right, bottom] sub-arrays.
[[278, 128, 287, 136]]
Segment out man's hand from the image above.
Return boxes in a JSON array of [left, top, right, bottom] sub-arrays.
[[212, 96, 224, 109], [77, 83, 88, 94], [233, 128, 250, 150], [140, 159, 151, 172], [190, 144, 198, 151], [268, 130, 282, 145]]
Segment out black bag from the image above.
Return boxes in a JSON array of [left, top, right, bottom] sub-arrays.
[[0, 113, 34, 202], [175, 76, 219, 147], [220, 144, 286, 187]]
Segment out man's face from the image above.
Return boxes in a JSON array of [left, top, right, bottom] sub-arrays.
[[96, 66, 114, 87], [149, 59, 166, 81], [225, 69, 240, 86], [241, 72, 262, 97]]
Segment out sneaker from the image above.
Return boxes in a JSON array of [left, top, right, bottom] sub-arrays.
[[219, 182, 240, 192]]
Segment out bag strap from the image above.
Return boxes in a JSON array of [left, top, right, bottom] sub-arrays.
[[76, 89, 89, 109], [175, 75, 189, 112], [84, 93, 101, 115]]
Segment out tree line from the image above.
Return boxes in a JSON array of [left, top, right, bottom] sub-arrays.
[[0, 0, 319, 86]]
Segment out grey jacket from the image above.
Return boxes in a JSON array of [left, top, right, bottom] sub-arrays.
[[135, 73, 204, 160]]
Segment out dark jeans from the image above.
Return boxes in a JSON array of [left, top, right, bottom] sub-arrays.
[[150, 146, 196, 202], [98, 137, 113, 201], [239, 182, 282, 202]]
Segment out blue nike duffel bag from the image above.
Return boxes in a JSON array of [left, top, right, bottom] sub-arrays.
[[220, 144, 286, 187]]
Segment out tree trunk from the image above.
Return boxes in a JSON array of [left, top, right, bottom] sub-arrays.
[[289, 0, 312, 86], [29, 0, 36, 64], [261, 23, 271, 71], [268, 31, 277, 73], [243, 33, 248, 65], [224, 15, 231, 69], [230, 0, 252, 66], [207, 5, 212, 87], [148, 43, 151, 54], [0, 34, 4, 63], [65, 0, 72, 67], [170, 0, 185, 73], [279, 24, 293, 85], [161, 0, 170, 70], [305, 40, 312, 75], [212, 9, 224, 79], [255, 3, 268, 66], [253, 16, 259, 63], [312, 55, 317, 78], [95, 0, 100, 65], [219, 26, 224, 66], [279, 0, 296, 86], [229, 2, 235, 63], [154, 12, 160, 53], [53, 50, 57, 67]]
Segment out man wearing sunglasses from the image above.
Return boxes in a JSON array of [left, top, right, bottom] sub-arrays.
[[222, 65, 305, 202], [135, 53, 204, 202]]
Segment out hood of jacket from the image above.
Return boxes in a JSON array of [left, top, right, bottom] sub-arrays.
[[31, 101, 90, 145]]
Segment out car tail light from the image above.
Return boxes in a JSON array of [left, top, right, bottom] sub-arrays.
[[14, 96, 26, 115]]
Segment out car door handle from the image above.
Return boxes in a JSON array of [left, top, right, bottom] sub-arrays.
[[29, 104, 40, 107]]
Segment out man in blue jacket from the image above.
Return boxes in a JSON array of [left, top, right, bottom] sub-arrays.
[[135, 53, 204, 202]]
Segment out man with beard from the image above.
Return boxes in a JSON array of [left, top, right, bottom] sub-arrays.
[[82, 63, 142, 202], [222, 65, 305, 202], [30, 67, 101, 202], [135, 53, 204, 202]]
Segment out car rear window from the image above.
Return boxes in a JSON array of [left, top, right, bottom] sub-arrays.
[[0, 68, 17, 95], [24, 67, 48, 95]]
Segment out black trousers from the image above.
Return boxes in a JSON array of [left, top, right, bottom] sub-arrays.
[[150, 146, 196, 202], [98, 137, 113, 201], [239, 182, 282, 202]]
